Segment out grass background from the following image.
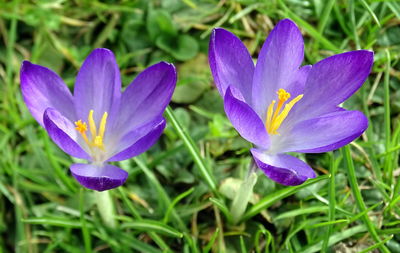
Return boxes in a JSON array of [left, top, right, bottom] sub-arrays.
[[1, 0, 400, 252]]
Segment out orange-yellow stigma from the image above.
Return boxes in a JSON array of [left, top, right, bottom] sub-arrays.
[[265, 89, 303, 135], [74, 110, 108, 150]]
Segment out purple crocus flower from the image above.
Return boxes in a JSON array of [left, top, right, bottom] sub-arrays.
[[21, 48, 176, 191], [209, 19, 372, 186]]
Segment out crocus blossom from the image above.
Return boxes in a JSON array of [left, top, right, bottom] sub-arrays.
[[21, 48, 176, 191], [209, 19, 372, 186]]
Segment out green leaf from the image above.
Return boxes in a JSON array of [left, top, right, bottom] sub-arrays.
[[156, 34, 199, 61], [242, 175, 329, 221], [147, 9, 177, 41], [121, 220, 184, 238]]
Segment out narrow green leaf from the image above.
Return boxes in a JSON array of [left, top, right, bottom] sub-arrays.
[[209, 197, 233, 224], [165, 107, 217, 192], [121, 220, 183, 238], [22, 218, 83, 228], [359, 235, 394, 253], [242, 175, 329, 221], [202, 228, 219, 253], [274, 206, 329, 220], [343, 146, 390, 253]]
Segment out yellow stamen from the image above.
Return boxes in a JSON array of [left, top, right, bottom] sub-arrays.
[[265, 89, 303, 135], [75, 110, 108, 151], [98, 112, 108, 139], [88, 110, 97, 138], [74, 120, 91, 146]]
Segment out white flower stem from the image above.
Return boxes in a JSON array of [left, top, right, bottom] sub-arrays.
[[230, 162, 258, 224], [95, 190, 116, 228]]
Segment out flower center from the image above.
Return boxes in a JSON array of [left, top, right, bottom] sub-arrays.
[[265, 89, 303, 135], [75, 110, 108, 151]]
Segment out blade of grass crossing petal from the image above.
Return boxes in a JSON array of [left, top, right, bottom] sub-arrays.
[[165, 107, 217, 192], [342, 146, 390, 253], [322, 152, 337, 253], [202, 228, 219, 253], [384, 50, 393, 185], [79, 189, 91, 253], [121, 220, 183, 238], [242, 175, 329, 221]]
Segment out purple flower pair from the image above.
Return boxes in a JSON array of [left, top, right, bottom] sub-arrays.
[[20, 19, 373, 191], [21, 49, 176, 191], [209, 19, 373, 186]]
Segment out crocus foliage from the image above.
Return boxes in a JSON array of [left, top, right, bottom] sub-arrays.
[[21, 48, 176, 191], [209, 19, 373, 186]]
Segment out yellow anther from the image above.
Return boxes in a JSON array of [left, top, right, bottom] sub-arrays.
[[75, 120, 87, 134], [277, 88, 291, 101], [266, 89, 303, 135], [75, 110, 108, 151]]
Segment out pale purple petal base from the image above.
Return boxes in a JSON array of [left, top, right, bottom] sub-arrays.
[[280, 110, 368, 153], [251, 148, 316, 186], [70, 163, 128, 191], [108, 118, 166, 161]]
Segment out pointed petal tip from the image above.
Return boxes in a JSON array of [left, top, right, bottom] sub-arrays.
[[70, 163, 128, 191], [157, 61, 177, 73]]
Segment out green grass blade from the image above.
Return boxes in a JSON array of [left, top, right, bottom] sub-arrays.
[[242, 175, 329, 221], [165, 107, 217, 192], [121, 220, 184, 238], [342, 146, 390, 253], [80, 189, 92, 253], [322, 153, 337, 252]]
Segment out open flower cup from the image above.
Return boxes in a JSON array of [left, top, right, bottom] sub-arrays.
[[209, 19, 373, 186], [21, 49, 176, 191]]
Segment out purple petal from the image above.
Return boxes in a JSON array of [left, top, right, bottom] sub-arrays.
[[43, 108, 90, 159], [291, 50, 373, 122], [74, 48, 121, 127], [277, 110, 368, 153], [70, 163, 128, 191], [20, 61, 75, 127], [251, 148, 316, 186], [209, 28, 254, 103], [116, 62, 176, 134], [108, 117, 166, 161], [252, 19, 305, 117], [224, 86, 270, 149]]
